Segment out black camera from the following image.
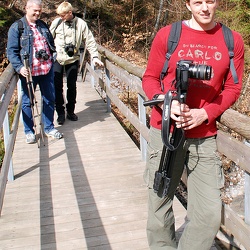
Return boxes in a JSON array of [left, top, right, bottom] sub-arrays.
[[65, 44, 75, 57], [35, 49, 49, 61], [176, 60, 212, 92]]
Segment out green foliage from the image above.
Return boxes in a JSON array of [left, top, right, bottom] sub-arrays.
[[0, 7, 8, 27], [0, 20, 6, 27], [215, 0, 250, 70], [217, 1, 250, 46], [0, 6, 18, 27]]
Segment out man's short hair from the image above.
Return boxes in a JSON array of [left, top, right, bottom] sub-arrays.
[[56, 1, 73, 15], [26, 0, 42, 8]]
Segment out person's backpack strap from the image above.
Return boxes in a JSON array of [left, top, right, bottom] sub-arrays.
[[160, 21, 238, 89], [160, 21, 182, 91], [54, 18, 63, 31], [37, 19, 50, 29], [17, 19, 50, 34], [221, 23, 239, 84], [17, 19, 24, 35]]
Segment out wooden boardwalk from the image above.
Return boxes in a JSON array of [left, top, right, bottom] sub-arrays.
[[0, 74, 209, 249]]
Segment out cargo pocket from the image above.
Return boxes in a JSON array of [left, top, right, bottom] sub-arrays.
[[144, 143, 162, 189], [215, 151, 225, 189]]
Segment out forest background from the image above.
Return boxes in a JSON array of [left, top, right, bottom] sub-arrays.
[[0, 0, 250, 165]]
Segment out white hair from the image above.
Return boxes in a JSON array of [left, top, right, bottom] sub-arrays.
[[26, 0, 42, 8]]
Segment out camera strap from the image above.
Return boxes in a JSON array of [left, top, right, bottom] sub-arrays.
[[161, 91, 184, 151], [63, 18, 77, 48], [153, 91, 185, 197]]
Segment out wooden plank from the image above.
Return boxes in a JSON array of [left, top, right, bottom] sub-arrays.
[[217, 130, 250, 172], [97, 44, 145, 79], [222, 204, 250, 250], [105, 60, 145, 96], [219, 109, 250, 140], [0, 63, 16, 97], [0, 75, 18, 127]]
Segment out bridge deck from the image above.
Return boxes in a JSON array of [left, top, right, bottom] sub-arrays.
[[0, 74, 209, 249]]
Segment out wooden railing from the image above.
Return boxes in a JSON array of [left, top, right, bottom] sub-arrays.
[[0, 45, 250, 249], [0, 63, 20, 214]]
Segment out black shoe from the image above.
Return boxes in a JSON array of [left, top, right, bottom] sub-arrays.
[[67, 112, 78, 121], [57, 114, 65, 125]]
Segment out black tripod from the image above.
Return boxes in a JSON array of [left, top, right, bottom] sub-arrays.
[[144, 60, 212, 197], [23, 53, 45, 147]]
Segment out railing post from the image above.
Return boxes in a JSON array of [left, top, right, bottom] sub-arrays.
[[138, 94, 147, 161], [104, 67, 111, 113], [245, 140, 250, 225], [3, 113, 14, 181], [17, 80, 22, 122], [90, 61, 95, 88]]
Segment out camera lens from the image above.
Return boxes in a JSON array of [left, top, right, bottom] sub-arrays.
[[67, 49, 74, 57], [42, 53, 49, 60], [35, 49, 49, 61], [189, 64, 212, 80], [65, 44, 75, 57]]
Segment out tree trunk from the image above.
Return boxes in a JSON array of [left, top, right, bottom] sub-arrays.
[[130, 0, 136, 33], [150, 0, 164, 42]]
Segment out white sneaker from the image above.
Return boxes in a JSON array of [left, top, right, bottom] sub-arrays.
[[26, 133, 36, 144], [45, 129, 63, 139]]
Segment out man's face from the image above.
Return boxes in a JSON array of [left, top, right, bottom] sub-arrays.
[[59, 11, 73, 22], [186, 0, 218, 26], [26, 3, 42, 23]]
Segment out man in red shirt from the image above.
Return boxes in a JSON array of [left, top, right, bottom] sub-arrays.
[[142, 0, 244, 249]]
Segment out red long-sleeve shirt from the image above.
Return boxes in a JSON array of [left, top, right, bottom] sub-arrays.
[[142, 22, 244, 138]]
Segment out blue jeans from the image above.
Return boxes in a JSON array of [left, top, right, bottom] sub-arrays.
[[20, 66, 55, 134]]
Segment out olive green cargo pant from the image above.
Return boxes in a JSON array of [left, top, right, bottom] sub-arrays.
[[144, 127, 224, 250]]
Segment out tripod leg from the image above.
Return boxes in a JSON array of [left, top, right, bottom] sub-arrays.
[[26, 81, 39, 147], [30, 83, 45, 146], [23, 54, 45, 147]]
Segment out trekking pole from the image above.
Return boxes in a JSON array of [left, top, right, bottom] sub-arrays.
[[23, 53, 45, 147]]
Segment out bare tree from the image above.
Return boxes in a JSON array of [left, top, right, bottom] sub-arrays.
[[130, 0, 136, 33], [154, 0, 164, 31], [150, 0, 164, 42]]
